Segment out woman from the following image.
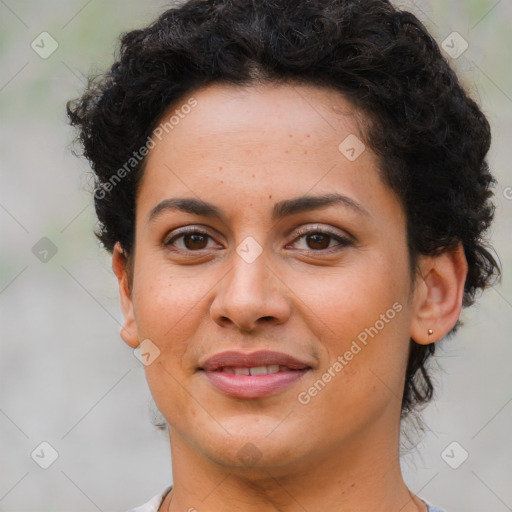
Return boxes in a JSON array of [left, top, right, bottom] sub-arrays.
[[67, 0, 500, 510]]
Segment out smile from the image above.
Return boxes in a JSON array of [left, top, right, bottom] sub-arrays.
[[198, 350, 313, 399], [216, 365, 300, 375]]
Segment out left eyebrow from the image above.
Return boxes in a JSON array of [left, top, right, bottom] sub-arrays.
[[147, 193, 370, 224], [272, 193, 370, 219]]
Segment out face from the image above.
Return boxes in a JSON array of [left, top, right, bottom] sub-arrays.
[[115, 83, 430, 473]]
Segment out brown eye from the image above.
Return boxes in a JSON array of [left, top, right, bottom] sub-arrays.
[[182, 233, 208, 250], [289, 228, 353, 252], [305, 233, 331, 250], [164, 229, 218, 251]]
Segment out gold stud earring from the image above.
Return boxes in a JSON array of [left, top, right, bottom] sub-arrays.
[[428, 329, 433, 336]]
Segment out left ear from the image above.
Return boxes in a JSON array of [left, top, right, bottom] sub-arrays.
[[410, 243, 468, 345]]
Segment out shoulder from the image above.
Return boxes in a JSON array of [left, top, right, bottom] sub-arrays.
[[125, 489, 446, 512], [426, 504, 447, 512], [124, 486, 172, 512]]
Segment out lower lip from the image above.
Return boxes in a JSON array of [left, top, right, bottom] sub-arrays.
[[202, 369, 310, 398]]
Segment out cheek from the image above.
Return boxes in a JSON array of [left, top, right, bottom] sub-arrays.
[[131, 260, 218, 384], [132, 258, 208, 339], [293, 254, 412, 408], [296, 255, 408, 342], [132, 269, 203, 420]]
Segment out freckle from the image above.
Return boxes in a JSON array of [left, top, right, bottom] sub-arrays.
[[218, 166, 223, 171], [269, 194, 272, 199], [288, 134, 293, 138], [284, 149, 289, 154], [251, 174, 255, 178], [303, 150, 307, 154], [306, 133, 311, 138], [220, 180, 224, 184]]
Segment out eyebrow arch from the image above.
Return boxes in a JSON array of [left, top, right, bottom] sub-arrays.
[[147, 193, 370, 224]]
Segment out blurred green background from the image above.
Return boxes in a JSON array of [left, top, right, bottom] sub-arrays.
[[1, 1, 511, 510]]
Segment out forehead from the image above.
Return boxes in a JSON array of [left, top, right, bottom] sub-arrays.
[[161, 81, 363, 147], [135, 82, 403, 229], [139, 82, 371, 184]]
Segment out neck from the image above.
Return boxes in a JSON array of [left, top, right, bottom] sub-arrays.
[[159, 417, 425, 512]]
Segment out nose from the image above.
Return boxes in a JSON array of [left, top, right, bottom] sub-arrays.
[[210, 251, 292, 333]]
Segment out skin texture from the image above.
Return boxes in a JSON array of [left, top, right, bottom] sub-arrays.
[[112, 83, 468, 512]]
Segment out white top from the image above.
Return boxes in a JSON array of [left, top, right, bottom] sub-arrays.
[[125, 486, 172, 512], [125, 486, 446, 512]]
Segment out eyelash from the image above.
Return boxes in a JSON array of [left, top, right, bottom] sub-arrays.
[[163, 225, 353, 254]]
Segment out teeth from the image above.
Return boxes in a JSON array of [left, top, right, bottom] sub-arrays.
[[220, 365, 290, 375], [249, 365, 267, 376]]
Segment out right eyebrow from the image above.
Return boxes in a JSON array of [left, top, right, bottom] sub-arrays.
[[148, 198, 225, 224]]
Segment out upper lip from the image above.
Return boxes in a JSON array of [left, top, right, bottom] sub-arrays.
[[199, 350, 312, 371]]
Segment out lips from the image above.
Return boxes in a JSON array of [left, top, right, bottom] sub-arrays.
[[198, 350, 312, 399], [220, 365, 288, 375], [199, 350, 311, 372]]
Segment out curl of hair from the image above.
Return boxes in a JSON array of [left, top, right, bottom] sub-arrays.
[[67, 0, 501, 417]]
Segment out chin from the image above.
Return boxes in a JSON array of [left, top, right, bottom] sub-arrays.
[[194, 420, 309, 471]]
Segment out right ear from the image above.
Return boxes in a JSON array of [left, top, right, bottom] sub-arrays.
[[112, 242, 139, 348]]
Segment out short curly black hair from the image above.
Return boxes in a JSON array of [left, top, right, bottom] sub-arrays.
[[67, 0, 500, 418]]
